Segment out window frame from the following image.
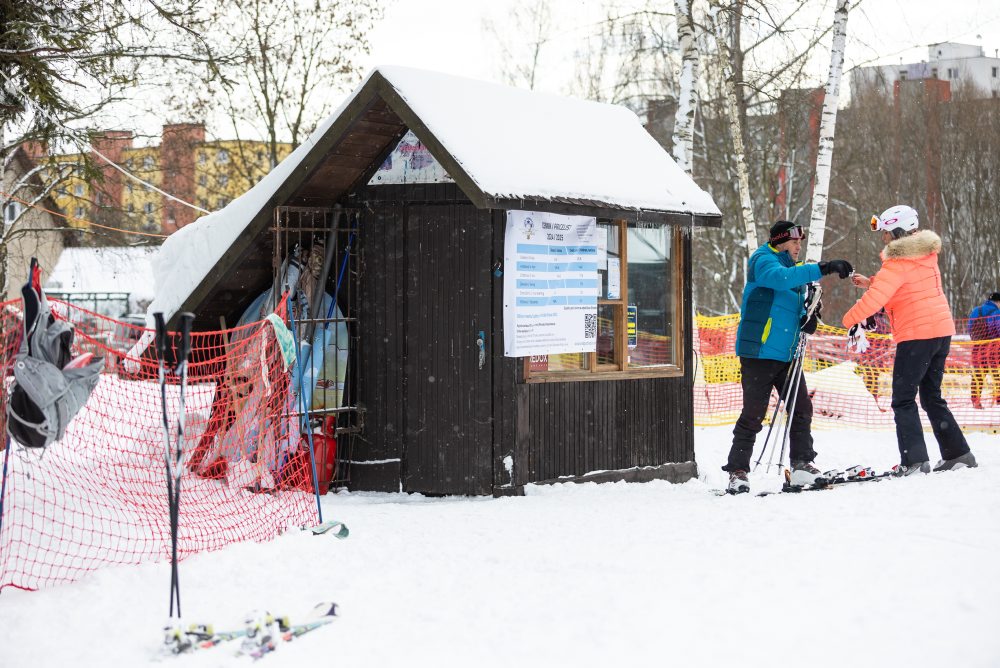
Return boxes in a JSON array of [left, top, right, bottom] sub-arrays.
[[522, 219, 685, 383]]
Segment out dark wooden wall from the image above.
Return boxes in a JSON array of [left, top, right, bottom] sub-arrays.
[[348, 184, 494, 495], [347, 184, 694, 495], [402, 201, 494, 495], [349, 199, 408, 492]]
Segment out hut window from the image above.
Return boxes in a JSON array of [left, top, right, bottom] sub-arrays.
[[524, 220, 682, 381]]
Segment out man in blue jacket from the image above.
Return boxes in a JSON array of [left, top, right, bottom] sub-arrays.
[[968, 291, 1000, 409], [724, 221, 854, 493]]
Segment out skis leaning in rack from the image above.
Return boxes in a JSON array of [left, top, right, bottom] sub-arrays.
[[154, 311, 195, 623]]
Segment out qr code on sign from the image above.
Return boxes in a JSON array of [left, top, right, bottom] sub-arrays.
[[584, 313, 597, 338]]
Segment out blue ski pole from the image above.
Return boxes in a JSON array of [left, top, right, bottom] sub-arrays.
[[287, 295, 323, 524]]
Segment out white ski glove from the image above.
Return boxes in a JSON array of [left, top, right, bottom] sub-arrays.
[[847, 323, 871, 354]]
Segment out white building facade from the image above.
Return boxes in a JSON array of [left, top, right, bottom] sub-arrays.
[[851, 42, 1000, 99]]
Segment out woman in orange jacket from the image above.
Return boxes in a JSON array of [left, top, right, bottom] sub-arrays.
[[843, 205, 977, 475]]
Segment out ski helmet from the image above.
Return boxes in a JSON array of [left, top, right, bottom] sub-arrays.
[[870, 205, 919, 233]]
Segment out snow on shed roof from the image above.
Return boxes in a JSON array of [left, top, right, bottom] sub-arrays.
[[377, 65, 720, 216], [147, 65, 721, 326]]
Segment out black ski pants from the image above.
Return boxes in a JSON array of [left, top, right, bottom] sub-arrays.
[[724, 356, 816, 472], [891, 336, 970, 466]]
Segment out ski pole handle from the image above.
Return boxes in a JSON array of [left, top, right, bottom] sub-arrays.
[[154, 312, 168, 361], [177, 312, 195, 365]]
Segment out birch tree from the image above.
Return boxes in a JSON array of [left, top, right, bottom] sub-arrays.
[[707, 0, 756, 252], [671, 0, 699, 174], [804, 0, 849, 263]]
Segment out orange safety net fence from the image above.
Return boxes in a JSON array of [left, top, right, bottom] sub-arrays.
[[694, 313, 1000, 432], [0, 299, 321, 592]]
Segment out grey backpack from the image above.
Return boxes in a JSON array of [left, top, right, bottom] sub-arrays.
[[6, 259, 103, 449]]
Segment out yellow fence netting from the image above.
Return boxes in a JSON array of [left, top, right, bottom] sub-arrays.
[[694, 313, 1000, 433]]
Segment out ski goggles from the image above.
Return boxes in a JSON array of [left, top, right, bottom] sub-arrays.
[[869, 215, 881, 231], [770, 225, 805, 243]]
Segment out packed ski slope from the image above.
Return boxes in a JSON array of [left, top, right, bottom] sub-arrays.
[[0, 426, 997, 668]]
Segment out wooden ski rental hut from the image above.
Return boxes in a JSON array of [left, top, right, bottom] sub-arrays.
[[152, 65, 722, 496]]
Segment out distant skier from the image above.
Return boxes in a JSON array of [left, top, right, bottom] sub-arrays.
[[844, 205, 977, 475], [967, 291, 1000, 409], [723, 221, 854, 493]]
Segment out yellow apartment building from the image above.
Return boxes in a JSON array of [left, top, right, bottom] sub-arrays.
[[49, 124, 292, 236]]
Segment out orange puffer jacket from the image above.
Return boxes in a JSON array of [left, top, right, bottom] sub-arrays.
[[842, 230, 955, 343]]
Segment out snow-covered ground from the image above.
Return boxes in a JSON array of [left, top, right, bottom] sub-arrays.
[[1, 426, 997, 667]]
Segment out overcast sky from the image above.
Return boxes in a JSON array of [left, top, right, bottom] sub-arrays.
[[108, 0, 1000, 143], [363, 0, 1000, 93]]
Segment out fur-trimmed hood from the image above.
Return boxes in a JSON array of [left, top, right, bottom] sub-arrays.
[[882, 229, 942, 260]]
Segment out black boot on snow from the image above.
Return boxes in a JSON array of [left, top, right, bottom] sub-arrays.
[[933, 452, 978, 472]]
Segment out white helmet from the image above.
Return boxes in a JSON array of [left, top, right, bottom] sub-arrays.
[[871, 205, 919, 233]]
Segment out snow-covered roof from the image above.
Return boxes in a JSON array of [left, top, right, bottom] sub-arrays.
[[147, 65, 722, 326], [45, 246, 156, 303], [377, 65, 720, 216]]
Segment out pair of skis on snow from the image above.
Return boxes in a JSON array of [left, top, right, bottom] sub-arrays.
[[715, 464, 896, 497], [759, 464, 895, 496], [161, 601, 338, 659]]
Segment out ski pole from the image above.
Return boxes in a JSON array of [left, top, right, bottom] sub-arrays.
[[153, 312, 180, 617], [314, 229, 356, 433], [776, 334, 809, 472], [767, 282, 823, 472], [287, 295, 324, 524], [764, 334, 807, 473], [304, 211, 341, 346], [0, 435, 11, 547], [769, 335, 806, 472], [753, 355, 797, 470], [174, 313, 195, 480], [168, 313, 194, 619]]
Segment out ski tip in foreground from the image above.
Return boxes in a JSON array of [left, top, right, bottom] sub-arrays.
[[310, 601, 339, 618]]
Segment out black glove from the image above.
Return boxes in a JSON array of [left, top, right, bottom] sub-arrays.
[[861, 315, 878, 331], [801, 299, 822, 335], [819, 259, 853, 279]]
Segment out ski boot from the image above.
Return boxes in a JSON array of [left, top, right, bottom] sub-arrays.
[[726, 470, 750, 494], [789, 461, 829, 487], [891, 461, 930, 477], [933, 452, 978, 472]]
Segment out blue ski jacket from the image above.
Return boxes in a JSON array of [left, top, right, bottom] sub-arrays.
[[968, 300, 1000, 340], [735, 244, 822, 362]]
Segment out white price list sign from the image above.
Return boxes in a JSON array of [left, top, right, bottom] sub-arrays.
[[502, 210, 599, 357]]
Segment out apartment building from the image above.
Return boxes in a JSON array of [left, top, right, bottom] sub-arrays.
[[851, 42, 1000, 100], [50, 124, 292, 235]]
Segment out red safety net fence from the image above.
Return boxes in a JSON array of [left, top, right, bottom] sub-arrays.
[[0, 299, 321, 593], [694, 313, 1000, 432]]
